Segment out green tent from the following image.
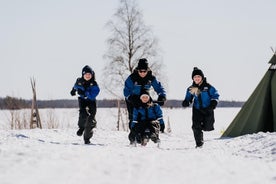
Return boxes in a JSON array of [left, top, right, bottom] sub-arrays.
[[222, 53, 276, 137]]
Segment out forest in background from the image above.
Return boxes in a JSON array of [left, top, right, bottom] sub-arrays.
[[0, 96, 244, 110]]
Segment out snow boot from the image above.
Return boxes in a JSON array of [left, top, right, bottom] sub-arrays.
[[84, 139, 91, 144], [76, 128, 84, 136], [150, 133, 159, 143], [130, 140, 137, 147], [195, 142, 204, 148], [141, 137, 149, 146]]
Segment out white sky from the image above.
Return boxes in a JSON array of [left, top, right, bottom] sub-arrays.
[[1, 0, 276, 101]]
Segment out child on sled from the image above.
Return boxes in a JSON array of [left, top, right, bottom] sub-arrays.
[[129, 91, 165, 146]]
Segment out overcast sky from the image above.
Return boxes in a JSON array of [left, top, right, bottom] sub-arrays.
[[1, 0, 276, 101]]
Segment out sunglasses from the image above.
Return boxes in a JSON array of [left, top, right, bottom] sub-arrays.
[[138, 70, 148, 73]]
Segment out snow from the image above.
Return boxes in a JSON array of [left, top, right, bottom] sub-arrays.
[[0, 108, 275, 184]]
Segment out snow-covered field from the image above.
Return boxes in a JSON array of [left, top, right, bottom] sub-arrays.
[[0, 108, 275, 184]]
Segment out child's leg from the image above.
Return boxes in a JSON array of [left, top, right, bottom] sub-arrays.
[[202, 109, 215, 131], [87, 100, 97, 127], [192, 108, 204, 147], [149, 120, 160, 143], [83, 100, 97, 143], [129, 122, 144, 144], [77, 98, 88, 135]]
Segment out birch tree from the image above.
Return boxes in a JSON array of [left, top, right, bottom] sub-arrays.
[[103, 0, 164, 99]]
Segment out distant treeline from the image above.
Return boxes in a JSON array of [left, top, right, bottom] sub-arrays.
[[0, 96, 244, 110]]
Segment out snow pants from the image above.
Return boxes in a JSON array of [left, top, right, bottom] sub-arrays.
[[192, 107, 215, 146], [129, 120, 160, 143], [78, 98, 97, 141]]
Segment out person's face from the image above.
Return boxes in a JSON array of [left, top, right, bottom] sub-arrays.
[[193, 75, 203, 85], [83, 73, 92, 81], [138, 69, 148, 78], [140, 95, 150, 103]]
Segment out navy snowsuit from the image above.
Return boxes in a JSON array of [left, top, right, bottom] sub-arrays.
[[183, 78, 219, 147], [72, 77, 100, 141], [123, 70, 166, 128], [129, 101, 164, 144]]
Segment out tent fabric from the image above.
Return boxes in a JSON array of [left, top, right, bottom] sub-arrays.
[[269, 53, 276, 64], [272, 71, 276, 131], [222, 54, 276, 137]]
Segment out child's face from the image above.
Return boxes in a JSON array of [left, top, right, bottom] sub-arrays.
[[83, 73, 92, 81], [193, 75, 203, 85], [140, 95, 150, 103]]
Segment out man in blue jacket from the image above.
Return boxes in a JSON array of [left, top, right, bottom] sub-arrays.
[[70, 65, 100, 144], [124, 58, 166, 144], [182, 67, 219, 148]]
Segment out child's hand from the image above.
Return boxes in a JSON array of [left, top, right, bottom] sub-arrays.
[[70, 88, 76, 96], [77, 89, 85, 96], [182, 100, 189, 107], [209, 100, 218, 109]]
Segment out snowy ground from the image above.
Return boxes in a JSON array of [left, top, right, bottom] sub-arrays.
[[0, 108, 275, 184]]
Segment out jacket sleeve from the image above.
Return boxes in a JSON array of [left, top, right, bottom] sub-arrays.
[[132, 108, 139, 123], [86, 84, 100, 100], [73, 78, 85, 91], [123, 76, 133, 99], [184, 87, 193, 102], [151, 77, 166, 97], [72, 79, 86, 98], [209, 86, 220, 102]]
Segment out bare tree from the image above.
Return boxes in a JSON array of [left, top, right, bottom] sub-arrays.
[[103, 0, 164, 99], [30, 78, 42, 129]]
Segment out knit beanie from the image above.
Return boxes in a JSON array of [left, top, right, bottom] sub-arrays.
[[137, 58, 149, 70], [82, 65, 94, 76], [191, 67, 204, 79]]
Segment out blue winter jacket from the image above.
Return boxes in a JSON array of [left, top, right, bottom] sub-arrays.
[[184, 79, 219, 109], [131, 103, 164, 128], [73, 78, 100, 100], [124, 70, 166, 99]]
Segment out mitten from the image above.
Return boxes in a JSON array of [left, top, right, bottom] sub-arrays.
[[182, 100, 190, 107], [157, 95, 166, 106], [70, 88, 76, 96], [77, 89, 85, 96], [210, 100, 218, 109]]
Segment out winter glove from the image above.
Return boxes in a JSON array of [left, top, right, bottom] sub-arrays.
[[209, 100, 218, 109], [70, 88, 76, 96], [77, 89, 85, 96], [157, 95, 166, 106], [160, 123, 165, 133], [182, 100, 190, 107]]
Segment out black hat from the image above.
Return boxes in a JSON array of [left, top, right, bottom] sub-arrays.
[[137, 58, 148, 70], [82, 65, 94, 76], [192, 67, 204, 79], [140, 89, 150, 96], [140, 90, 150, 101]]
